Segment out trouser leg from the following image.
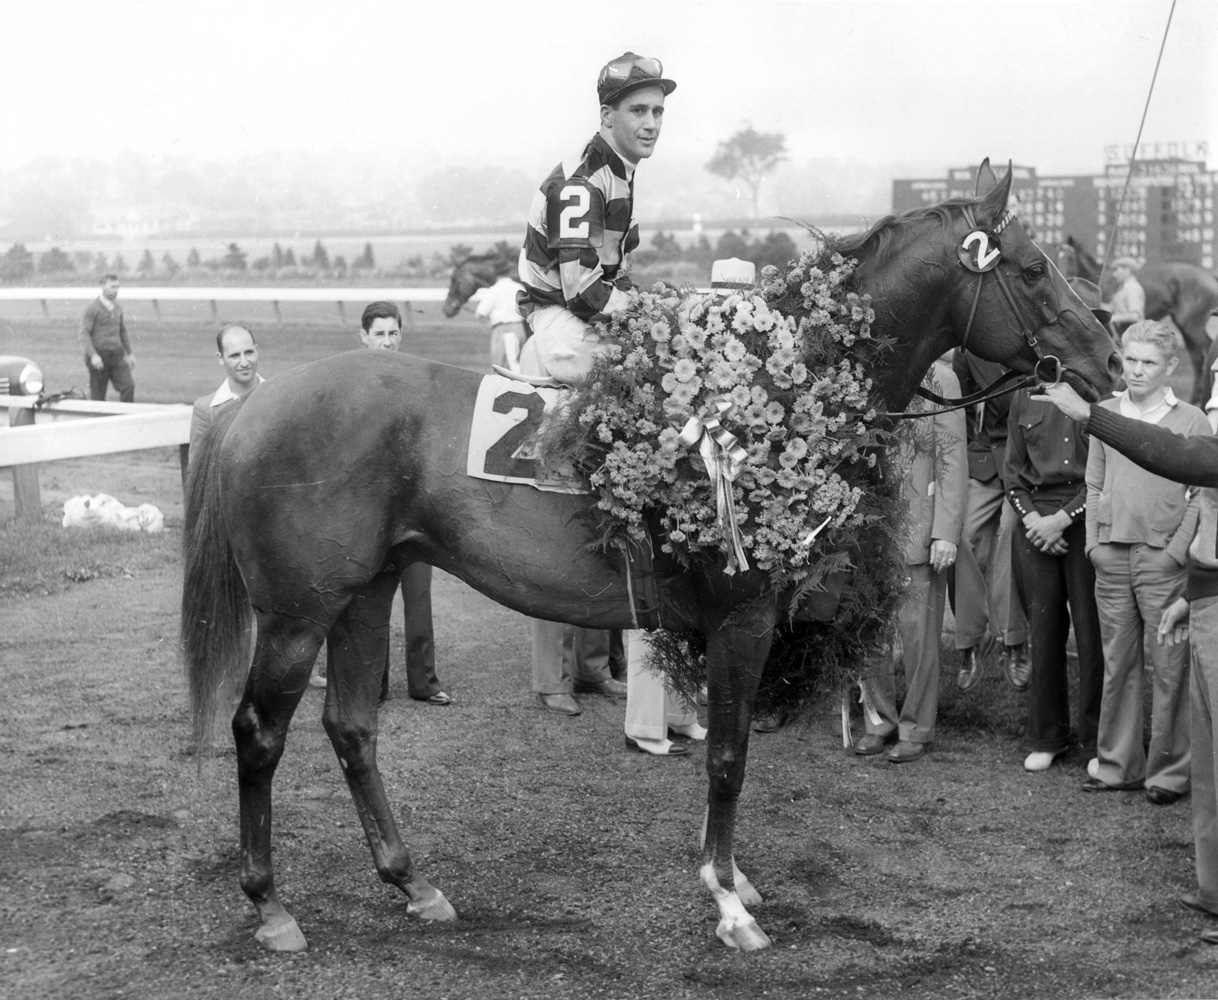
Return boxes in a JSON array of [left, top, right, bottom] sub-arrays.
[[570, 628, 612, 685], [88, 363, 109, 400], [950, 478, 998, 649], [896, 563, 946, 744], [994, 501, 1028, 645], [531, 620, 570, 695], [1063, 521, 1104, 758], [1189, 597, 1218, 908], [109, 358, 135, 403], [1132, 544, 1191, 793], [401, 563, 440, 698], [1015, 527, 1071, 753], [1092, 543, 1147, 784]]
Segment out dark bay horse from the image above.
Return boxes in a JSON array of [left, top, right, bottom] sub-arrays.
[[1057, 236, 1218, 404], [182, 161, 1119, 953], [441, 242, 517, 318]]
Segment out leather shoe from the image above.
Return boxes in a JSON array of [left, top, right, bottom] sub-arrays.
[[309, 670, 327, 689], [1146, 786, 1185, 805], [956, 647, 985, 692], [573, 678, 628, 699], [1081, 775, 1144, 792], [1001, 643, 1031, 691], [1201, 927, 1218, 945], [625, 735, 688, 756], [414, 690, 452, 706], [887, 740, 925, 763], [853, 733, 891, 756], [539, 693, 582, 716], [1180, 892, 1218, 917]]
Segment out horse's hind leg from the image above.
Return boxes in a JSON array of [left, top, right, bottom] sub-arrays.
[[700, 596, 777, 951], [322, 571, 457, 925], [233, 613, 326, 952]]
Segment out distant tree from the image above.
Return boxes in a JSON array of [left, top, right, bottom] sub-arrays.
[[94, 251, 109, 273], [715, 230, 751, 261], [72, 250, 94, 271], [272, 242, 285, 269], [186, 247, 201, 267], [354, 242, 375, 270], [752, 230, 799, 271], [706, 126, 789, 221], [332, 254, 347, 275], [38, 247, 75, 274], [222, 243, 247, 270], [282, 247, 297, 267], [651, 231, 682, 260], [0, 242, 36, 282], [251, 256, 272, 272], [137, 249, 155, 275], [111, 253, 128, 274], [161, 252, 180, 276], [309, 239, 329, 270], [685, 234, 715, 268]]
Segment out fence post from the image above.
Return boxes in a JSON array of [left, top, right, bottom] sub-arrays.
[[8, 407, 41, 522]]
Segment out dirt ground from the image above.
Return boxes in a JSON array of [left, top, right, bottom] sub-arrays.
[[4, 443, 1218, 1000]]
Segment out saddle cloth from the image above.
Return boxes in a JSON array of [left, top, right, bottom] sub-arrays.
[[466, 372, 586, 494]]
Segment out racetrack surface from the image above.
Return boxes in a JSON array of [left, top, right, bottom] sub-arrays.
[[3, 309, 1218, 999]]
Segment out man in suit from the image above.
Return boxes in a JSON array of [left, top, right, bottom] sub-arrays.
[[856, 357, 968, 762], [188, 323, 263, 465]]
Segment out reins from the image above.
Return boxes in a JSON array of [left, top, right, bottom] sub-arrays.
[[879, 204, 1063, 420]]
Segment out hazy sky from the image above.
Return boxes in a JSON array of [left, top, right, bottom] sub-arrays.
[[3, 0, 1214, 178]]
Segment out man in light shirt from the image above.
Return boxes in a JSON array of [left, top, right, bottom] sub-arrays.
[[475, 274, 527, 372], [1082, 319, 1209, 801], [188, 323, 263, 461], [1108, 257, 1146, 334]]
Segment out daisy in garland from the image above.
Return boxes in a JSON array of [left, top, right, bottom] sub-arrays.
[[541, 249, 894, 600]]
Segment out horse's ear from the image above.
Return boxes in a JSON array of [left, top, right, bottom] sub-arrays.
[[974, 158, 999, 197], [975, 160, 1013, 227]]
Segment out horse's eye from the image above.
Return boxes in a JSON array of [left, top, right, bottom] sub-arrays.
[[1023, 262, 1046, 282]]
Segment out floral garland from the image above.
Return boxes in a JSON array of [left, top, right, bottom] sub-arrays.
[[541, 250, 897, 604]]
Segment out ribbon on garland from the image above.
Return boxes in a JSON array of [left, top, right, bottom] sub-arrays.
[[677, 395, 750, 572]]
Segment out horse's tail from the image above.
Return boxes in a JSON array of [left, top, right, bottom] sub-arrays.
[[181, 401, 252, 755]]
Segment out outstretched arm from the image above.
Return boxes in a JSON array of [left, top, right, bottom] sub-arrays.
[[1034, 383, 1218, 487]]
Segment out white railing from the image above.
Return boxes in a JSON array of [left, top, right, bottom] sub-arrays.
[[0, 285, 462, 324]]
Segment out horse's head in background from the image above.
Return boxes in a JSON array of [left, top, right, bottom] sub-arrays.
[[441, 244, 518, 318], [838, 159, 1120, 407]]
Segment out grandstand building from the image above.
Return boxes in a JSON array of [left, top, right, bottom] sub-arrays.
[[892, 144, 1216, 269]]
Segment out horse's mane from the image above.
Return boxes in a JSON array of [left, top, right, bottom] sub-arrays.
[[828, 196, 983, 266]]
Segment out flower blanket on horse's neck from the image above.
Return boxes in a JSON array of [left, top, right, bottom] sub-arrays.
[[540, 251, 900, 599]]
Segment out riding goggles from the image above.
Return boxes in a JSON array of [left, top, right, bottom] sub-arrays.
[[597, 52, 676, 105]]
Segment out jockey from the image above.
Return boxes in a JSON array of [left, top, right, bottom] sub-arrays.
[[517, 52, 676, 383]]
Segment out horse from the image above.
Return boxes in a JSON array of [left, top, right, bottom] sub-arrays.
[[181, 160, 1120, 954], [1138, 262, 1218, 405], [1057, 237, 1218, 404], [441, 242, 517, 318]]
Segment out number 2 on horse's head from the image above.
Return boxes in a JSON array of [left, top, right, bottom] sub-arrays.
[[948, 159, 1120, 401]]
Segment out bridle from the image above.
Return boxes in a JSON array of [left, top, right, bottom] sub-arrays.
[[883, 205, 1063, 420]]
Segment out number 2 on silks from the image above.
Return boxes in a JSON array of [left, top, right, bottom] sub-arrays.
[[482, 390, 545, 478], [548, 183, 604, 247], [959, 228, 1002, 272]]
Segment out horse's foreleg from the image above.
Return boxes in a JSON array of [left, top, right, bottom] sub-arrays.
[[234, 615, 325, 952], [700, 596, 776, 951], [322, 572, 457, 925]]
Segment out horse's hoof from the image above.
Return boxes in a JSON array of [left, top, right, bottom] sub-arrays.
[[254, 914, 308, 952], [407, 889, 457, 923], [716, 917, 772, 951]]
